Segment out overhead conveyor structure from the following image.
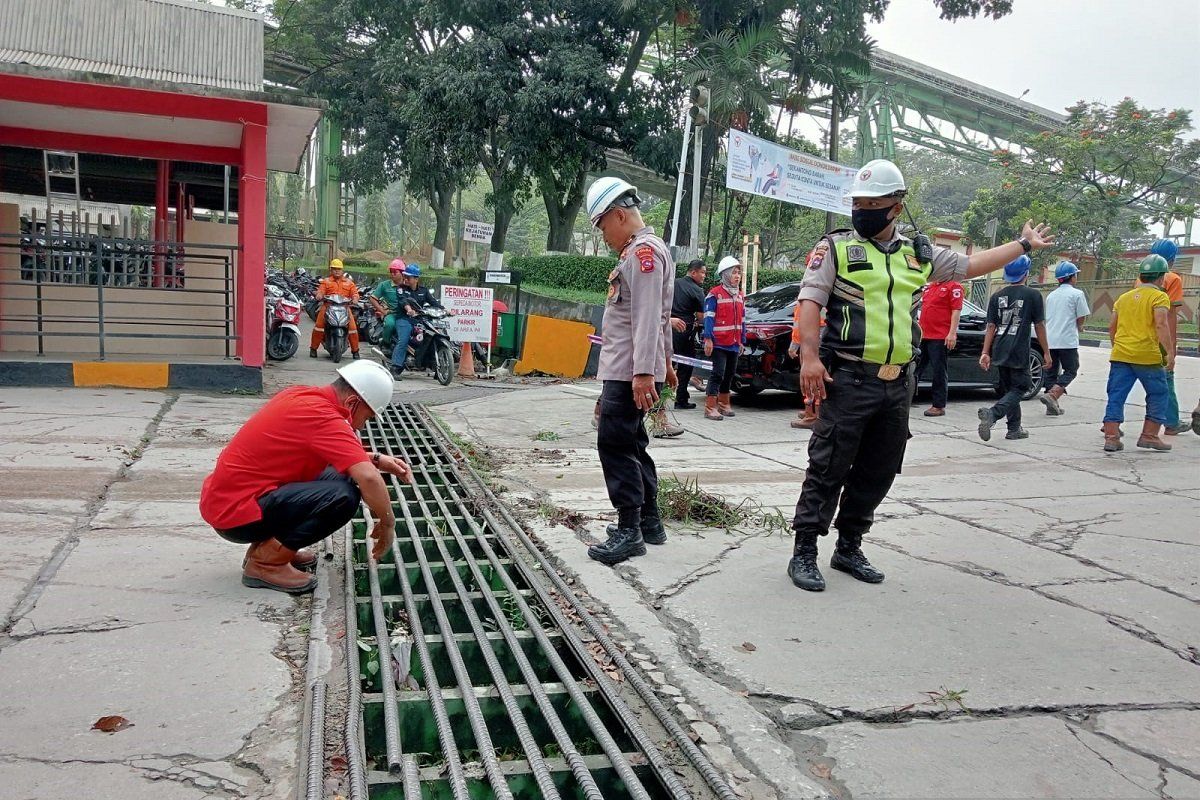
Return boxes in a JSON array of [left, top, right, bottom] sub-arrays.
[[337, 403, 738, 800]]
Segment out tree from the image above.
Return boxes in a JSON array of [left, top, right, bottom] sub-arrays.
[[971, 98, 1200, 277], [362, 192, 390, 251], [895, 147, 998, 230]]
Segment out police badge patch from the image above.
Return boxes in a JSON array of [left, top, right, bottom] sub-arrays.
[[636, 245, 656, 273], [846, 244, 868, 263], [606, 268, 620, 303], [806, 240, 830, 270]]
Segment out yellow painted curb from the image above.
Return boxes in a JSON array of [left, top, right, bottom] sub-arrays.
[[73, 362, 170, 389]]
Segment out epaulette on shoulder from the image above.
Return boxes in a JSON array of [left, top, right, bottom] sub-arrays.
[[826, 228, 854, 241]]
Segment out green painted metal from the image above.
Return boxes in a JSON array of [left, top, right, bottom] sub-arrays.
[[315, 117, 343, 247]]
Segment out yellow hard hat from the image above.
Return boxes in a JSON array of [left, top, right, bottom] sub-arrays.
[[329, 258, 344, 270]]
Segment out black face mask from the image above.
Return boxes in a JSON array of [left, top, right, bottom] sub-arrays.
[[851, 205, 896, 239]]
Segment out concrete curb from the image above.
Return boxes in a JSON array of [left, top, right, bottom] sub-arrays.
[[0, 360, 262, 391]]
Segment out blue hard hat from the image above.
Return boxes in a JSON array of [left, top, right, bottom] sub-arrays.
[[1149, 239, 1178, 264], [1054, 261, 1079, 281], [1003, 255, 1031, 283], [403, 264, 421, 277]]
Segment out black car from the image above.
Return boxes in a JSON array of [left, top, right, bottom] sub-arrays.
[[734, 282, 1044, 400]]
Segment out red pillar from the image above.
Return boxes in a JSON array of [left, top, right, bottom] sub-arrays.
[[237, 118, 267, 368]]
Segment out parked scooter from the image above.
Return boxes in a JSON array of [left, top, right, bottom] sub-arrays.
[[320, 293, 353, 363], [374, 306, 455, 386], [355, 299, 382, 345], [265, 284, 302, 361]]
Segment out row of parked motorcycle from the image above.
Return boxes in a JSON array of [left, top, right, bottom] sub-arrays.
[[263, 267, 468, 386]]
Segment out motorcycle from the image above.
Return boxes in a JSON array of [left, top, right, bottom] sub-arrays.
[[320, 293, 353, 363], [265, 284, 302, 361], [374, 305, 455, 386], [355, 299, 382, 345]]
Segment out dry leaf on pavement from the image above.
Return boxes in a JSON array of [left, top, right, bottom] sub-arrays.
[[91, 715, 133, 733]]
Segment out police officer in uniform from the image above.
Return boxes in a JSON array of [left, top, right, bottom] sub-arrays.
[[585, 177, 677, 565], [788, 159, 1055, 591]]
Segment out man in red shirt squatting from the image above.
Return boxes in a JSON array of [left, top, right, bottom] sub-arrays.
[[916, 278, 964, 416], [199, 361, 412, 594]]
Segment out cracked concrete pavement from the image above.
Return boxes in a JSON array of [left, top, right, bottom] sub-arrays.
[[0, 387, 305, 799], [0, 351, 550, 799], [441, 347, 1200, 799]]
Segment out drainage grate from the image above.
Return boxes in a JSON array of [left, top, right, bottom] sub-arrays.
[[342, 404, 733, 800]]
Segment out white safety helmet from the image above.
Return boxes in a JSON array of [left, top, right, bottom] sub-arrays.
[[337, 360, 394, 414], [717, 255, 742, 276], [848, 159, 907, 198], [586, 177, 641, 226]]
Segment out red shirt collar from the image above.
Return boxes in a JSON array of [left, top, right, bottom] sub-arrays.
[[319, 384, 353, 423]]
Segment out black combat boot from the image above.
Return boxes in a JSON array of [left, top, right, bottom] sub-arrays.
[[588, 527, 646, 565], [787, 533, 825, 591], [830, 534, 885, 584], [605, 516, 667, 546]]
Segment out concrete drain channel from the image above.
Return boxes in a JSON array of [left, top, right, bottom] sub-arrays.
[[336, 403, 737, 800]]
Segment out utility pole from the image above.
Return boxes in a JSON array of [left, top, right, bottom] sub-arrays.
[[689, 85, 709, 259]]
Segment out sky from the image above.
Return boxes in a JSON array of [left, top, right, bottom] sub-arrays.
[[866, 0, 1200, 118]]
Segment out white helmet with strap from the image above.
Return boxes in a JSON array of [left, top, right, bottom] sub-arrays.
[[848, 159, 907, 198], [717, 255, 742, 276], [337, 361, 394, 414], [586, 177, 641, 225]]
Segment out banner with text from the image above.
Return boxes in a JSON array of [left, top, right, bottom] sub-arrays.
[[725, 131, 856, 215], [440, 285, 494, 343]]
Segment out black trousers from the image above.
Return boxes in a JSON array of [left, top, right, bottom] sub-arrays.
[[792, 364, 913, 552], [598, 380, 660, 516], [217, 467, 361, 552], [706, 347, 738, 395], [673, 328, 697, 404], [990, 365, 1031, 431], [1045, 348, 1080, 391], [916, 339, 949, 409]]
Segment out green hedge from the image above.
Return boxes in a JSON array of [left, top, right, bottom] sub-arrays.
[[508, 255, 619, 293], [507, 254, 804, 297]]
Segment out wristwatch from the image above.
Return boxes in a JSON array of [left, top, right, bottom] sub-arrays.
[[371, 452, 382, 467], [1017, 237, 1032, 254]]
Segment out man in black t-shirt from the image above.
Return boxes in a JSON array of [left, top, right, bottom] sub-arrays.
[[669, 259, 708, 409], [978, 256, 1052, 441]]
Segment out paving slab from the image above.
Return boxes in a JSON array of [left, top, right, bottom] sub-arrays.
[[0, 760, 208, 800], [664, 543, 1200, 712], [817, 716, 1166, 799], [1070, 534, 1200, 602], [877, 512, 1111, 586], [0, 616, 288, 763], [1041, 580, 1200, 659], [1092, 709, 1200, 777]]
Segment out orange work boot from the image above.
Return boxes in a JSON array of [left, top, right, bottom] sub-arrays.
[[717, 392, 736, 417], [242, 538, 318, 594], [1102, 421, 1123, 452], [1136, 420, 1171, 452], [704, 395, 724, 421], [243, 542, 317, 570], [791, 408, 818, 429]]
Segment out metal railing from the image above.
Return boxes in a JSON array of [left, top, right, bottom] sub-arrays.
[[0, 232, 236, 360]]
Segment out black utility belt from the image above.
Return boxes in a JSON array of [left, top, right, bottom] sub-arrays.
[[833, 357, 912, 382]]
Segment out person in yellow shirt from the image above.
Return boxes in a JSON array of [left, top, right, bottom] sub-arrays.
[[309, 259, 361, 359], [1141, 240, 1186, 433], [1104, 255, 1175, 452]]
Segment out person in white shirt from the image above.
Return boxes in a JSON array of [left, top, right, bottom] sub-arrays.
[[1040, 261, 1090, 416]]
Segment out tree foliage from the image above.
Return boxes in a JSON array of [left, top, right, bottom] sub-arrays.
[[965, 98, 1200, 277]]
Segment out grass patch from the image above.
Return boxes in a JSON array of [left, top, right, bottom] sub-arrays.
[[657, 474, 791, 535], [533, 430, 561, 441]]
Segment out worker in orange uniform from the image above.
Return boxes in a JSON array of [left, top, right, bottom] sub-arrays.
[[310, 258, 362, 359]]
